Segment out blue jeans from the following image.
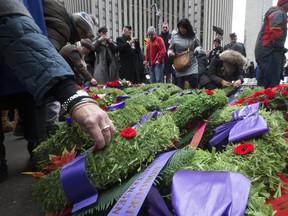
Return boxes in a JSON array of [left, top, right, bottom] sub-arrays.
[[257, 51, 284, 88], [149, 63, 164, 83]]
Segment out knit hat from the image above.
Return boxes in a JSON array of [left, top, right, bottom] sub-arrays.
[[278, 0, 288, 6], [80, 38, 93, 50], [72, 12, 94, 37]]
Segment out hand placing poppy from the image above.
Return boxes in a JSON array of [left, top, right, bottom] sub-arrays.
[[234, 143, 254, 155], [120, 128, 137, 138]]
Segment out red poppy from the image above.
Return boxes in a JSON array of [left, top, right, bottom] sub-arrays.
[[120, 128, 137, 138], [266, 91, 276, 99], [264, 88, 272, 94], [247, 100, 256, 105], [92, 94, 100, 100], [106, 80, 121, 87], [205, 89, 214, 95], [252, 91, 264, 97], [234, 143, 254, 155], [261, 98, 269, 107], [282, 90, 288, 97]]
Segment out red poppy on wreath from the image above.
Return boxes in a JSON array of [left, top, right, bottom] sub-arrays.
[[234, 143, 254, 155], [92, 94, 100, 100], [247, 100, 256, 105], [106, 80, 121, 87], [261, 98, 269, 107], [282, 90, 288, 97], [120, 128, 137, 138], [205, 89, 214, 95], [266, 91, 276, 99]]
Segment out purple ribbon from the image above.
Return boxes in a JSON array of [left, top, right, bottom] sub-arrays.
[[116, 95, 131, 102], [108, 150, 176, 216], [228, 87, 245, 104], [165, 106, 178, 111], [210, 103, 269, 148], [132, 110, 161, 129], [172, 171, 251, 216], [107, 101, 126, 111], [60, 153, 98, 213]]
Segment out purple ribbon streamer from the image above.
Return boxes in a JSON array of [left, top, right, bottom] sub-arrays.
[[147, 186, 173, 216], [132, 110, 161, 129], [107, 101, 126, 111], [116, 95, 131, 102], [172, 171, 251, 216], [60, 153, 98, 213], [165, 106, 178, 111], [228, 87, 245, 104], [108, 150, 176, 216]]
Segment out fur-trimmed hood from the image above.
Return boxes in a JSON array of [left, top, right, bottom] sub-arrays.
[[219, 50, 247, 66]]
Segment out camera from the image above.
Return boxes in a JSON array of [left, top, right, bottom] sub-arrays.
[[212, 26, 223, 36]]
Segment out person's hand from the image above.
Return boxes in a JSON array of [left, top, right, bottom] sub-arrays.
[[233, 79, 242, 88], [143, 60, 149, 68], [71, 103, 116, 150], [99, 35, 107, 42], [221, 80, 232, 88], [169, 51, 175, 57], [155, 60, 159, 64], [107, 38, 113, 44], [90, 78, 98, 86]]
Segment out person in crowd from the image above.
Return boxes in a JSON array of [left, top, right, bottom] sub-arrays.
[[117, 25, 145, 84], [159, 22, 175, 84], [247, 61, 256, 78], [224, 33, 246, 57], [195, 46, 209, 87], [93, 26, 119, 84], [13, 0, 98, 152], [255, 0, 288, 88], [199, 50, 246, 90], [0, 0, 115, 183], [208, 38, 223, 64], [81, 38, 96, 76], [143, 26, 166, 83], [60, 40, 98, 86], [168, 18, 199, 89]]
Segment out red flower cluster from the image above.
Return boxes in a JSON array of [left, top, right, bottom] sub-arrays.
[[234, 84, 288, 110], [106, 80, 121, 87], [205, 89, 214, 95], [120, 128, 137, 138], [234, 143, 254, 155]]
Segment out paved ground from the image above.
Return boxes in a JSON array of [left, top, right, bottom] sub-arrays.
[[0, 132, 43, 216]]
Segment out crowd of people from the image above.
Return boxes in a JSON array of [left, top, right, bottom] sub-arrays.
[[1, 0, 288, 183]]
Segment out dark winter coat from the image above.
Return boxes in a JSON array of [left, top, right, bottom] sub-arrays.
[[255, 6, 287, 60], [160, 32, 174, 74], [116, 35, 144, 84], [60, 44, 93, 85], [199, 50, 245, 88]]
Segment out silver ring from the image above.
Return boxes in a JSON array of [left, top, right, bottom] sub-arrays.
[[102, 125, 110, 132]]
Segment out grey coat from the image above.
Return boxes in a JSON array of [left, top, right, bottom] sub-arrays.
[[93, 39, 119, 84], [168, 33, 199, 77]]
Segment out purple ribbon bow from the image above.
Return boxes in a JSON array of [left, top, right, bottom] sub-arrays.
[[171, 170, 251, 216], [210, 103, 269, 148]]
